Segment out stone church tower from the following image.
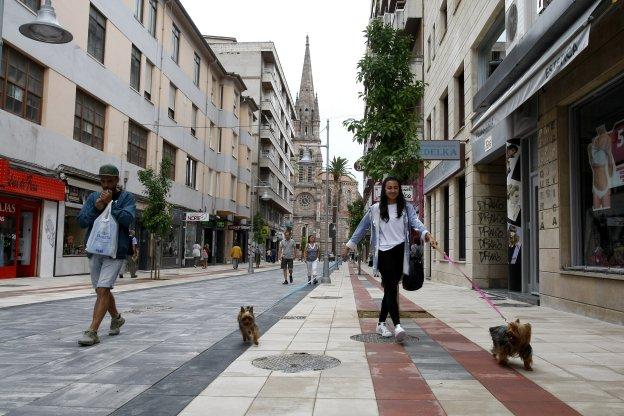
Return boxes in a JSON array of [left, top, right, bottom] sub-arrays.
[[292, 36, 325, 253]]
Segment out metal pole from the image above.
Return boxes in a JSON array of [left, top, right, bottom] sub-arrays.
[[322, 119, 331, 283], [248, 180, 254, 274]]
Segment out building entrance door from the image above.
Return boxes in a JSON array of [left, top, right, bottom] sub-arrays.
[[0, 198, 40, 278], [0, 208, 17, 278], [523, 134, 540, 294]]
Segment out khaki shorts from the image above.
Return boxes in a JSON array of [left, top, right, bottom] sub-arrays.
[[280, 258, 294, 270], [89, 254, 124, 289]]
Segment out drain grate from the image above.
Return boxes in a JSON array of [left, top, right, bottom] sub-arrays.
[[310, 296, 342, 299], [351, 332, 419, 344], [282, 315, 307, 320], [252, 353, 341, 373], [125, 304, 173, 314], [358, 310, 433, 319], [493, 302, 533, 308]]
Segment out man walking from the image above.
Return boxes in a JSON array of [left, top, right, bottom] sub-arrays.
[[230, 242, 242, 269], [279, 230, 297, 284], [77, 164, 136, 346], [119, 230, 139, 279]]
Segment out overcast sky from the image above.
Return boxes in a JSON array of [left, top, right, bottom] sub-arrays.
[[180, 0, 370, 193]]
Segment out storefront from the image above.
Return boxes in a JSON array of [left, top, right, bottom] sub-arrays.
[[0, 159, 65, 278]]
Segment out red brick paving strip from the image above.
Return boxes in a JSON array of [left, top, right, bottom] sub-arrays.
[[356, 267, 581, 416]]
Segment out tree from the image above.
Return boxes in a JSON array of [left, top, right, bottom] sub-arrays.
[[348, 197, 368, 266], [252, 213, 265, 245], [328, 156, 349, 255], [138, 157, 173, 279], [344, 19, 424, 181]]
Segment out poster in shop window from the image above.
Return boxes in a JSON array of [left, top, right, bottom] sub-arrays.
[[588, 121, 624, 211], [506, 139, 522, 268]]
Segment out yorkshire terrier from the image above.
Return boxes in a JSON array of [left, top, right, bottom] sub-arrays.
[[489, 319, 533, 371], [238, 306, 260, 346]]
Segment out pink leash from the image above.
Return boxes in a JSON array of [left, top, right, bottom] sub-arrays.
[[434, 246, 508, 323]]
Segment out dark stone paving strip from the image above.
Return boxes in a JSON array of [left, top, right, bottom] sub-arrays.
[[108, 283, 314, 416]]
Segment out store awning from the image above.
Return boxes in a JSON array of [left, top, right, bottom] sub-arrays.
[[471, 0, 600, 164]]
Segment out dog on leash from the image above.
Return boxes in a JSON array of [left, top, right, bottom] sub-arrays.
[[489, 319, 533, 371], [238, 306, 260, 346]]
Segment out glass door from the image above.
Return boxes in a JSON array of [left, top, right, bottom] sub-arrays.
[[17, 207, 39, 277], [0, 211, 18, 278]]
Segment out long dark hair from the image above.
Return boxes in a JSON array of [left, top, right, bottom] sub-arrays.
[[379, 176, 405, 222]]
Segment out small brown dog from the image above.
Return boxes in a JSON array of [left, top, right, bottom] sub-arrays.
[[489, 319, 533, 371], [238, 306, 260, 346]]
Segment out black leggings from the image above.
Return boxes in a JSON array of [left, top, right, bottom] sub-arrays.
[[377, 243, 404, 325]]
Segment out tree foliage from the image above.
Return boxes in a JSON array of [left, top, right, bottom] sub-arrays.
[[138, 157, 173, 240], [252, 213, 265, 245], [347, 197, 366, 237], [328, 156, 349, 254], [344, 19, 424, 181]]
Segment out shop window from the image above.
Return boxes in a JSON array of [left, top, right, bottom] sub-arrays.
[[63, 208, 87, 256], [443, 186, 449, 255], [572, 78, 624, 269], [74, 89, 105, 150], [477, 10, 506, 88], [163, 226, 180, 259], [87, 5, 106, 64], [162, 141, 177, 180], [0, 45, 44, 124], [127, 120, 148, 168]]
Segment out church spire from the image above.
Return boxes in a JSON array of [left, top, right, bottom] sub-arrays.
[[296, 36, 319, 127]]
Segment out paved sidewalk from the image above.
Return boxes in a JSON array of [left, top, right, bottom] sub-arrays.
[[178, 262, 624, 416], [0, 262, 282, 309]]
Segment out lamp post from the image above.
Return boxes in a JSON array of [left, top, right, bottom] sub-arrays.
[[248, 179, 271, 274], [299, 119, 331, 283]]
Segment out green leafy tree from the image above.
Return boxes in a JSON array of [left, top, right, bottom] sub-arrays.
[[138, 157, 173, 279], [348, 197, 368, 264], [328, 156, 349, 255], [252, 213, 265, 245], [344, 19, 424, 181]]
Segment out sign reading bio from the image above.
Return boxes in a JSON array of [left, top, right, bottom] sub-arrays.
[[373, 185, 414, 202], [185, 212, 210, 222]]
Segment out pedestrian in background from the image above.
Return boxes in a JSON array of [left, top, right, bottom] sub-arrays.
[[77, 164, 135, 346], [343, 176, 437, 341], [254, 245, 262, 268], [279, 230, 297, 284], [201, 244, 209, 269], [122, 229, 139, 278], [192, 242, 201, 267], [230, 242, 242, 269], [304, 234, 319, 285]]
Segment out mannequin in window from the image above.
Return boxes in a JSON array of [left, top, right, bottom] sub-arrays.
[[588, 125, 615, 211]]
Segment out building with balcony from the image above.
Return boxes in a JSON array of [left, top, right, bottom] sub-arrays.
[[207, 38, 297, 251], [0, 0, 254, 277]]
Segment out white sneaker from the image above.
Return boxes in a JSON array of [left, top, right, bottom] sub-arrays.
[[394, 324, 406, 342], [376, 322, 392, 338]]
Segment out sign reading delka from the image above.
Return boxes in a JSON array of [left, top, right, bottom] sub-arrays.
[[419, 141, 461, 160]]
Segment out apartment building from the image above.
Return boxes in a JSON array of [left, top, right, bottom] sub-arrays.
[[423, 0, 624, 323], [0, 0, 255, 278], [207, 38, 296, 253]]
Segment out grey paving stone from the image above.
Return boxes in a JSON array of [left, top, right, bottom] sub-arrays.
[[7, 405, 113, 416], [33, 383, 150, 408], [82, 365, 178, 385], [417, 363, 474, 380], [109, 393, 194, 416]]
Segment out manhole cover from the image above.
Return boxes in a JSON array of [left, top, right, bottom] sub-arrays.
[[282, 315, 307, 320], [310, 296, 342, 299], [493, 302, 533, 308], [350, 333, 419, 344], [358, 310, 433, 318], [125, 305, 173, 314], [252, 353, 341, 373]]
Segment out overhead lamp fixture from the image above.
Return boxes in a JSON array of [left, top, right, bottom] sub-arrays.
[[19, 0, 73, 44]]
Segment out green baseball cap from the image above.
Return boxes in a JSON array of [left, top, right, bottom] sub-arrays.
[[99, 164, 119, 177]]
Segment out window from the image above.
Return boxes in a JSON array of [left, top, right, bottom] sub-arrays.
[[147, 0, 157, 37], [168, 83, 176, 120], [232, 132, 238, 154], [211, 170, 217, 195], [130, 45, 141, 91], [0, 46, 44, 124], [299, 163, 305, 182], [63, 208, 87, 256], [441, 93, 449, 140], [74, 90, 105, 150], [171, 24, 180, 63], [211, 76, 217, 104], [230, 175, 236, 200], [455, 68, 465, 130], [191, 105, 198, 137], [162, 141, 176, 180], [193, 52, 200, 86], [87, 6, 106, 63], [572, 78, 624, 269], [134, 0, 143, 21], [477, 10, 506, 87], [458, 176, 466, 260], [127, 120, 148, 168], [443, 186, 449, 255], [432, 23, 436, 59], [426, 115, 432, 140], [219, 84, 224, 110], [234, 92, 239, 116], [307, 165, 313, 182], [185, 156, 197, 189], [427, 36, 431, 68], [22, 0, 40, 12], [144, 60, 153, 100], [209, 121, 215, 149], [217, 128, 222, 153], [440, 1, 448, 40]]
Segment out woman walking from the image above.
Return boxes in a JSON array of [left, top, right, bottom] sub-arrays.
[[201, 244, 209, 269], [343, 177, 437, 341], [304, 235, 320, 285]]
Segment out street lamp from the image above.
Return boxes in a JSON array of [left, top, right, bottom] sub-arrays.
[[299, 119, 331, 283], [18, 0, 73, 44], [248, 179, 271, 274]]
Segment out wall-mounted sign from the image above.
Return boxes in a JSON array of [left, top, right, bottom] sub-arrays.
[[373, 185, 414, 202], [185, 212, 210, 222], [228, 224, 251, 231], [0, 159, 65, 201], [419, 140, 461, 160]]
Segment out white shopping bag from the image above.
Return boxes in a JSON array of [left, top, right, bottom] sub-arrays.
[[86, 201, 118, 258]]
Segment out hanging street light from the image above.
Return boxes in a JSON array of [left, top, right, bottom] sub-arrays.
[[19, 0, 73, 44]]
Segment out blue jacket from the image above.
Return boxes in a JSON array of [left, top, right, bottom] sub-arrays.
[[78, 190, 136, 258], [346, 203, 428, 275]]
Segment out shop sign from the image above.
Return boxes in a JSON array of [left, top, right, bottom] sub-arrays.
[[0, 159, 65, 201], [0, 202, 16, 213], [185, 212, 210, 222], [228, 224, 251, 231], [66, 186, 92, 204], [215, 220, 226, 229], [419, 141, 461, 160], [373, 185, 414, 202], [261, 226, 269, 237]]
